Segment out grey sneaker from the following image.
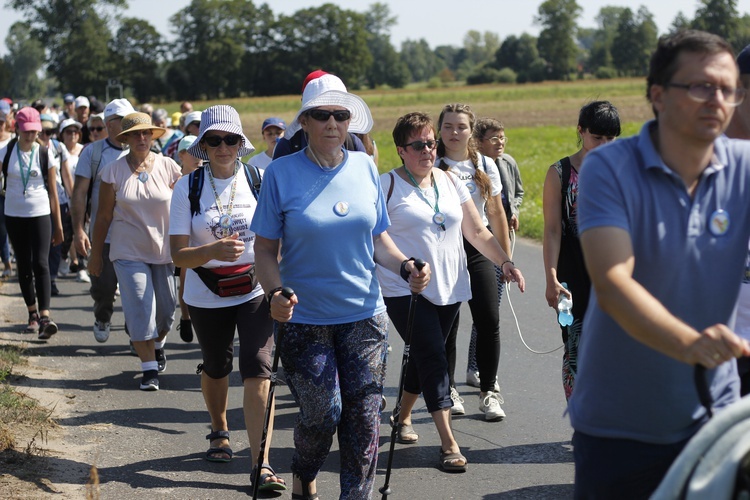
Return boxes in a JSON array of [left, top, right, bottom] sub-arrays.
[[466, 370, 481, 388], [479, 391, 506, 421], [450, 387, 465, 415], [93, 321, 111, 343]]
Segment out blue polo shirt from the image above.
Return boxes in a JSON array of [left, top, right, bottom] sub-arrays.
[[569, 121, 750, 444]]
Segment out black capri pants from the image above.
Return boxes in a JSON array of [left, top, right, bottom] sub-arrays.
[[5, 214, 52, 310], [189, 294, 273, 380]]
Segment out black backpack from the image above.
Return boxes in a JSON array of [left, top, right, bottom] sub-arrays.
[[2, 138, 49, 195], [188, 162, 261, 217]]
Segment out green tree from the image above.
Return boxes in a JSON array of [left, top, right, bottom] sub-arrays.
[[272, 4, 372, 92], [588, 6, 626, 71], [693, 0, 739, 43], [363, 3, 409, 88], [401, 39, 445, 82], [670, 12, 692, 34], [111, 18, 165, 102], [4, 22, 45, 98], [733, 14, 750, 51], [536, 0, 582, 80], [7, 0, 124, 96], [492, 33, 542, 82], [612, 7, 657, 76]]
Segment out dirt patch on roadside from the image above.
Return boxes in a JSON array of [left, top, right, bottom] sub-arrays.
[[0, 283, 91, 499]]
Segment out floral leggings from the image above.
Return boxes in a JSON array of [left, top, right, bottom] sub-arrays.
[[279, 312, 388, 499]]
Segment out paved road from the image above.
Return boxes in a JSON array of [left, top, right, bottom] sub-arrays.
[[0, 237, 574, 499]]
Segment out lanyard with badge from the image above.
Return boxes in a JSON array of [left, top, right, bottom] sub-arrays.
[[17, 144, 38, 197], [404, 167, 446, 231], [206, 160, 239, 238]]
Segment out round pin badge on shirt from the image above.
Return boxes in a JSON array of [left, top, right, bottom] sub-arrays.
[[219, 214, 233, 229], [708, 209, 730, 236], [334, 201, 350, 217], [30, 170, 39, 177], [138, 171, 149, 183], [465, 181, 476, 194]]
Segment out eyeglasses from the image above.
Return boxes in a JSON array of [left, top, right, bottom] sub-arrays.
[[665, 82, 746, 106], [89, 126, 105, 132], [203, 134, 242, 147], [484, 136, 507, 145], [41, 129, 55, 136], [403, 140, 438, 152], [307, 109, 351, 122]]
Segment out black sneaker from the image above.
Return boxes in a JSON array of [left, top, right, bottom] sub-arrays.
[[51, 281, 60, 296], [178, 319, 193, 343], [37, 316, 58, 340], [155, 348, 167, 373], [139, 370, 159, 391]]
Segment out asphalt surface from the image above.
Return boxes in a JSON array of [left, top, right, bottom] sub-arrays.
[[0, 237, 574, 499]]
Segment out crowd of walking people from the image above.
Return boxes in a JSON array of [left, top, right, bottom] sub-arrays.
[[4, 29, 750, 499]]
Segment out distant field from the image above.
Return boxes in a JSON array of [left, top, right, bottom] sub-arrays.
[[172, 78, 652, 241]]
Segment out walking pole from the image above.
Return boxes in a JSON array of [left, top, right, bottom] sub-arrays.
[[380, 259, 426, 499], [252, 287, 294, 500]]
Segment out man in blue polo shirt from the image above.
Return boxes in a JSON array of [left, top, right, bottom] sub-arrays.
[[570, 30, 750, 499]]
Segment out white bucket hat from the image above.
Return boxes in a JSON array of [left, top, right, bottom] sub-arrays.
[[58, 118, 82, 134], [285, 74, 373, 137], [187, 105, 255, 161]]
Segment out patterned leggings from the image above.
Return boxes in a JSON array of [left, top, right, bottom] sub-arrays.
[[279, 312, 388, 499]]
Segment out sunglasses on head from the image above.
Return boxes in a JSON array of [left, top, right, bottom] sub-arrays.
[[203, 134, 242, 148], [307, 109, 351, 122], [89, 126, 105, 132]]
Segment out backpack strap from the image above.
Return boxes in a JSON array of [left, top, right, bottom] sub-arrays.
[[344, 133, 355, 151], [188, 166, 205, 217], [2, 137, 17, 195], [86, 140, 105, 215], [559, 157, 572, 230], [386, 171, 395, 205], [242, 162, 261, 200], [39, 145, 49, 190]]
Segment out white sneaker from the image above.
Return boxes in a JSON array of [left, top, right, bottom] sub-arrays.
[[115, 283, 120, 296], [450, 387, 465, 415], [58, 260, 70, 277], [93, 321, 111, 343], [479, 391, 506, 421], [466, 370, 481, 388], [76, 269, 91, 283]]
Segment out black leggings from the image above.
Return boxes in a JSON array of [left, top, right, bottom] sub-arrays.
[[5, 215, 52, 311], [446, 237, 500, 392]]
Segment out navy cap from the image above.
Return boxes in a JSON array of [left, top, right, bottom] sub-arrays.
[[63, 93, 75, 104], [262, 117, 286, 132], [738, 45, 750, 75]]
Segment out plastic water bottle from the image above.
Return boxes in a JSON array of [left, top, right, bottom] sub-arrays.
[[557, 282, 573, 327]]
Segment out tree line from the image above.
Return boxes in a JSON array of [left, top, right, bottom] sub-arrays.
[[1, 0, 748, 102]]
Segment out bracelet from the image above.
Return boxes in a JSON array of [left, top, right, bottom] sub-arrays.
[[500, 260, 514, 269], [400, 258, 415, 282], [266, 286, 284, 304]]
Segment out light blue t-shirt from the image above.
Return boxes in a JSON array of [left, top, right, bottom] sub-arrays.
[[250, 149, 390, 325], [570, 121, 750, 444]]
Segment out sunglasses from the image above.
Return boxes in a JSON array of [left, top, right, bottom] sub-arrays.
[[203, 134, 242, 148], [41, 129, 55, 136], [403, 140, 438, 152], [89, 126, 105, 132], [307, 109, 351, 122]]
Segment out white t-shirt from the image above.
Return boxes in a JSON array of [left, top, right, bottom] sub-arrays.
[[248, 151, 273, 172], [170, 165, 263, 308], [1, 142, 57, 217], [100, 154, 182, 264], [76, 139, 127, 242], [439, 155, 502, 227], [49, 140, 69, 205], [377, 169, 472, 305]]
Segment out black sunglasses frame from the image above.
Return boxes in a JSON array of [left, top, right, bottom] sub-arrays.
[[203, 135, 242, 147], [403, 140, 438, 152], [307, 109, 351, 122]]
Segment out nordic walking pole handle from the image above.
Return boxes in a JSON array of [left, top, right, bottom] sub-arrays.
[[694, 364, 713, 419], [252, 286, 294, 500]]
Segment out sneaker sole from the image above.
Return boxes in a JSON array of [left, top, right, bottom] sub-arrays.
[[451, 407, 465, 416], [139, 384, 159, 391], [38, 324, 58, 340]]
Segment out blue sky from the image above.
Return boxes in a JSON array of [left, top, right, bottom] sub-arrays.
[[1, 0, 750, 56]]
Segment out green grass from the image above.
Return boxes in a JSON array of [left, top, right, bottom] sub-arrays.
[[0, 345, 25, 382]]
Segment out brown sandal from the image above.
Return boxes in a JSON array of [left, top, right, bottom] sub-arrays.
[[396, 423, 419, 444], [439, 449, 467, 472]]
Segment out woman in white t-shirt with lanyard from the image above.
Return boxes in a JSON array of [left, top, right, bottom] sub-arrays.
[[379, 112, 524, 472], [435, 103, 512, 419], [1, 107, 63, 338], [169, 106, 286, 492]]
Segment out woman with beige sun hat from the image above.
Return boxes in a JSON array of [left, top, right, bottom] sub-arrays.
[[88, 112, 182, 392]]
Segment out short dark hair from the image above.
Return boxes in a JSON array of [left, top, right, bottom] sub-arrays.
[[392, 112, 435, 154], [578, 101, 621, 138], [473, 117, 504, 142], [647, 30, 735, 104]]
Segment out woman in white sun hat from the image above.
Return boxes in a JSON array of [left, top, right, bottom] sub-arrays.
[[88, 112, 182, 392], [169, 105, 286, 492], [251, 74, 431, 499]]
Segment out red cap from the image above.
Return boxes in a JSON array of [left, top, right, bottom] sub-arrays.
[[15, 107, 42, 132], [302, 70, 328, 93], [1, 97, 12, 105]]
